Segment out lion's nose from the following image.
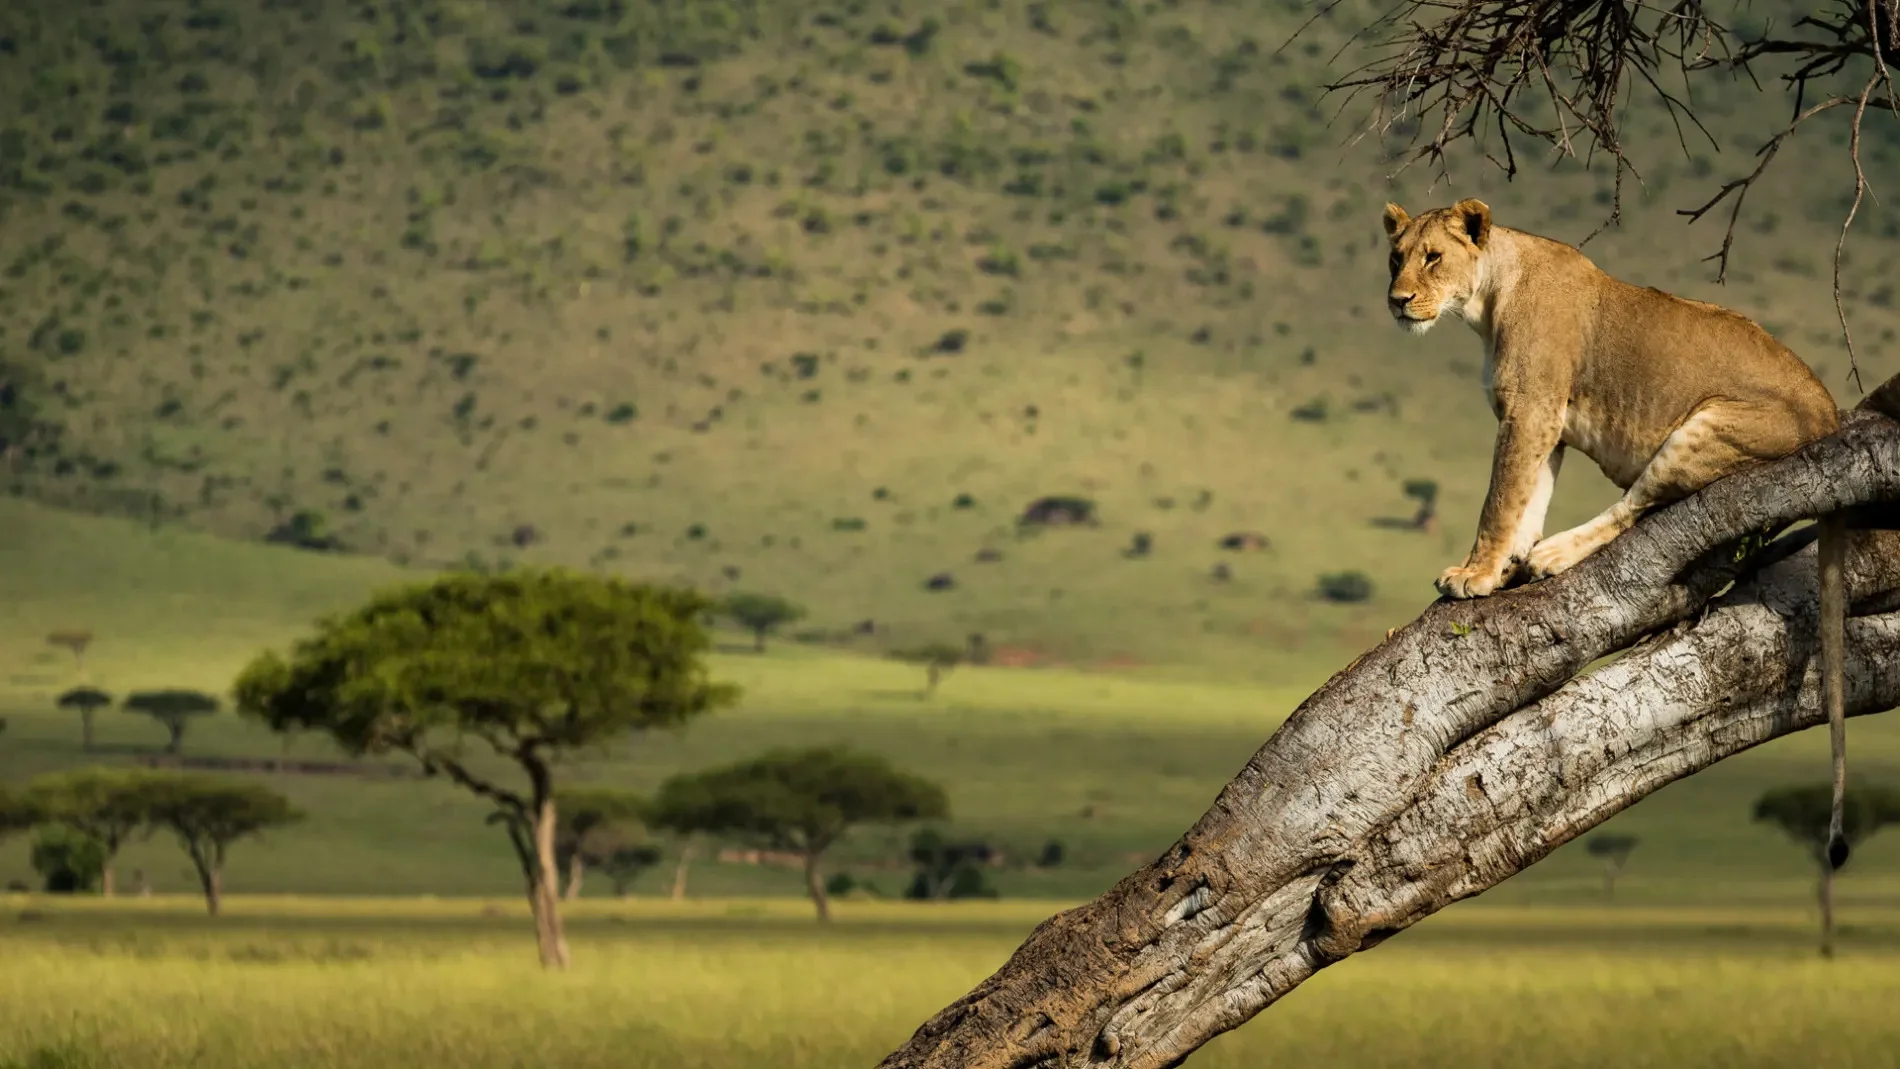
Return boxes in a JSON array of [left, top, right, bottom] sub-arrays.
[[1388, 292, 1414, 311]]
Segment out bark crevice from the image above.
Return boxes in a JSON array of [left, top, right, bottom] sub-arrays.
[[878, 397, 1900, 1069]]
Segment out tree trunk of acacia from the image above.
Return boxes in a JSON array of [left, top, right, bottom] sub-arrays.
[[805, 850, 832, 922], [528, 793, 571, 970], [878, 391, 1900, 1069], [563, 851, 586, 902], [100, 860, 115, 898], [187, 852, 223, 916], [672, 839, 696, 900]]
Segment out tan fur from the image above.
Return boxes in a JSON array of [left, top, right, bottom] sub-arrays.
[[1382, 198, 1853, 867]]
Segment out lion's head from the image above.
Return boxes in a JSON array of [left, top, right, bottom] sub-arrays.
[[1380, 199, 1492, 335]]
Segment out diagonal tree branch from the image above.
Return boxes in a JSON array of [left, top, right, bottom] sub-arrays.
[[878, 390, 1900, 1068]]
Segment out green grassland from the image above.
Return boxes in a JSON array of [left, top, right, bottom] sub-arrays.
[[6, 495, 1900, 907], [7, 898, 1900, 1068], [1, 0, 1898, 677]]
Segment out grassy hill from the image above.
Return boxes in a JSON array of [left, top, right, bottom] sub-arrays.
[[1, 0, 1897, 677]]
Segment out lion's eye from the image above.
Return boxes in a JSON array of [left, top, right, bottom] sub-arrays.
[[1424, 251, 1441, 266]]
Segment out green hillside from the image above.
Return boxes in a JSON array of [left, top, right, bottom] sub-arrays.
[[2, 0, 1897, 677]]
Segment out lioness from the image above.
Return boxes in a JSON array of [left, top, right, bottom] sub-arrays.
[[1382, 198, 1850, 868]]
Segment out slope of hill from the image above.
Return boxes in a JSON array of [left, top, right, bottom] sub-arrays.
[[2, 0, 1898, 676]]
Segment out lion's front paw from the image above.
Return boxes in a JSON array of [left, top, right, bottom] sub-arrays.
[[1435, 560, 1508, 599]]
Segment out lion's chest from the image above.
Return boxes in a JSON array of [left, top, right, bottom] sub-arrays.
[[1559, 405, 1649, 489]]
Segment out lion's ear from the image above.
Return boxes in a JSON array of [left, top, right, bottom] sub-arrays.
[[1381, 203, 1410, 242], [1454, 198, 1492, 248]]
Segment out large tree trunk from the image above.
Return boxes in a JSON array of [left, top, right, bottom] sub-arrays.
[[528, 792, 571, 970], [100, 859, 115, 898], [879, 400, 1900, 1068]]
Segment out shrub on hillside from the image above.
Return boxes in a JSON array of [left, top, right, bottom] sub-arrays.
[[1316, 571, 1375, 604]]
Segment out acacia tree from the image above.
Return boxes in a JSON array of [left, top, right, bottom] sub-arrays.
[[1323, 0, 1900, 384], [1584, 832, 1641, 902], [25, 768, 158, 896], [233, 569, 737, 969], [891, 644, 964, 699], [124, 689, 220, 755], [650, 747, 949, 921], [1753, 783, 1900, 957], [876, 393, 1900, 1067], [45, 630, 93, 675], [144, 774, 301, 915], [554, 787, 649, 900], [56, 687, 112, 751], [598, 839, 665, 896], [720, 592, 807, 652]]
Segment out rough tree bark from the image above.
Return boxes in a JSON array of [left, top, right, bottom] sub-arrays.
[[878, 392, 1900, 1069]]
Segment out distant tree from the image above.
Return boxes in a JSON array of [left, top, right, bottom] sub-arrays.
[[720, 592, 807, 652], [597, 840, 664, 897], [890, 643, 964, 699], [123, 689, 220, 754], [56, 686, 113, 751], [554, 787, 649, 900], [45, 630, 94, 675], [905, 827, 1001, 901], [233, 569, 737, 969], [266, 509, 344, 552], [1753, 784, 1900, 957], [25, 768, 159, 896], [30, 826, 107, 894], [650, 747, 949, 921], [0, 789, 36, 841], [1402, 478, 1439, 531], [1583, 832, 1640, 902], [143, 773, 302, 916]]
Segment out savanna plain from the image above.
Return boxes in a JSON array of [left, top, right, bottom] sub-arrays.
[[7, 0, 1900, 1065]]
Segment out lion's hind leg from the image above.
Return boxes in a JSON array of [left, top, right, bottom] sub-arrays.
[[1527, 401, 1794, 579]]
